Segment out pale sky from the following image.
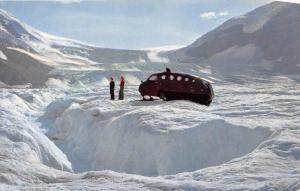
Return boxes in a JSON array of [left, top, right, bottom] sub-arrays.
[[0, 0, 299, 49]]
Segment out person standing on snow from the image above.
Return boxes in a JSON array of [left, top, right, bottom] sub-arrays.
[[109, 77, 115, 100], [119, 76, 125, 100]]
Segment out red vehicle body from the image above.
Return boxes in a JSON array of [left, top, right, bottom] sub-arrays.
[[139, 72, 214, 105]]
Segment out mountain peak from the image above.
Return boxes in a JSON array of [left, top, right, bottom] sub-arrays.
[[213, 0, 300, 35], [0, 8, 19, 23], [268, 1, 300, 6], [250, 0, 300, 15]]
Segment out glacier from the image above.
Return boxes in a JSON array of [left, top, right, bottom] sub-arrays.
[[1, 79, 300, 190]]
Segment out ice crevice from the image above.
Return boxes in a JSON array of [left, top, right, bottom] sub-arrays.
[[45, 99, 272, 176]]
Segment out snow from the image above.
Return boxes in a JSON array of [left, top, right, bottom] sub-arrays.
[[144, 45, 185, 51], [0, 83, 32, 89], [1, 79, 300, 190], [47, 100, 271, 176], [45, 78, 69, 89], [6, 47, 55, 65], [0, 50, 7, 60], [147, 50, 169, 63], [0, 91, 72, 173]]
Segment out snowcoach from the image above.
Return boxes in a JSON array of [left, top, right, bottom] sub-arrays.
[[139, 72, 214, 105]]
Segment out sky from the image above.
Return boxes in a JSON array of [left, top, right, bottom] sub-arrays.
[[0, 0, 299, 49]]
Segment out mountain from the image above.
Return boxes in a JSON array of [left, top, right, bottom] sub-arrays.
[[166, 1, 300, 77], [2, 1, 299, 88], [0, 9, 149, 87]]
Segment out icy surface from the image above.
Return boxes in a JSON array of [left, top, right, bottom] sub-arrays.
[[0, 90, 72, 173], [1, 77, 300, 190]]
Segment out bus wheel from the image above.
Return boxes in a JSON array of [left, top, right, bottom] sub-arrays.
[[143, 95, 153, 101], [159, 91, 167, 101]]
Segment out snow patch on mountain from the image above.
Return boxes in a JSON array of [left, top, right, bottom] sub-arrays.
[[202, 44, 275, 76], [0, 81, 8, 88], [243, 2, 288, 33], [147, 50, 169, 63], [219, 1, 288, 33], [209, 44, 258, 62], [0, 50, 7, 60]]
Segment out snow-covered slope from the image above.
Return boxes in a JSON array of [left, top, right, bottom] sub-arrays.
[[1, 78, 300, 190], [166, 1, 300, 77], [0, 89, 73, 184], [45, 99, 270, 176], [0, 9, 81, 87], [0, 9, 152, 88]]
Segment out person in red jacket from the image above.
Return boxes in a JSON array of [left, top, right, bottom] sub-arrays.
[[119, 76, 125, 100]]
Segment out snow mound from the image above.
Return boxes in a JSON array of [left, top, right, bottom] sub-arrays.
[[46, 78, 69, 89], [46, 98, 271, 176], [0, 91, 72, 178]]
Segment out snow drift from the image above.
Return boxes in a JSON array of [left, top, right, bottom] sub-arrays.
[[47, 99, 271, 176], [0, 90, 72, 177]]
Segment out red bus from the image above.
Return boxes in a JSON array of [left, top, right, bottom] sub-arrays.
[[139, 72, 214, 105]]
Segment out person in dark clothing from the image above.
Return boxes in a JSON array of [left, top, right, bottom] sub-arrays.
[[166, 67, 171, 73], [119, 76, 125, 100], [109, 77, 115, 100]]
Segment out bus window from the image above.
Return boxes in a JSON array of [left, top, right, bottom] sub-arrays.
[[177, 76, 182, 81], [149, 75, 158, 81], [185, 77, 189, 82], [161, 75, 166, 80], [170, 75, 175, 80]]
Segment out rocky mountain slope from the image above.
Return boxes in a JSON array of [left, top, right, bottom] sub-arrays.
[[166, 1, 300, 77]]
